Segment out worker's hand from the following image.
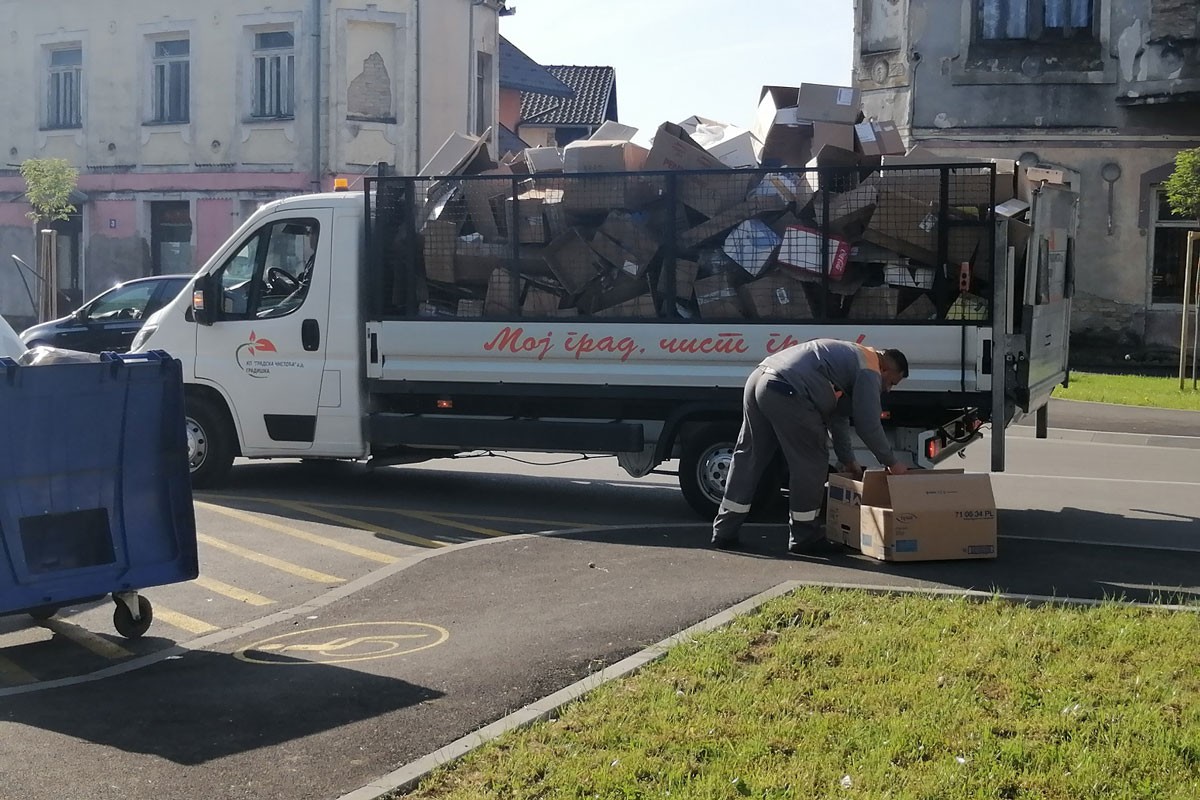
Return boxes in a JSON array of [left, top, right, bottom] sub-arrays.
[[886, 462, 910, 475], [841, 461, 866, 479]]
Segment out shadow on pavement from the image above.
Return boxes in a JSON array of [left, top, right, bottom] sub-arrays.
[[1, 649, 441, 765]]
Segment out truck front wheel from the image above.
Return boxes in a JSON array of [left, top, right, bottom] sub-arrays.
[[679, 424, 784, 520], [186, 396, 234, 488]]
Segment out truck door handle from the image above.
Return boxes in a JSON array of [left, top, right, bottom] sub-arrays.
[[302, 319, 320, 351]]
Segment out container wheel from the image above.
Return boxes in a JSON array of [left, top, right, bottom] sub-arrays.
[[186, 395, 234, 488], [27, 605, 59, 621], [678, 423, 785, 520], [113, 594, 154, 639]]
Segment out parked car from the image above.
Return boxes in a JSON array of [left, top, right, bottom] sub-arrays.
[[20, 275, 191, 354]]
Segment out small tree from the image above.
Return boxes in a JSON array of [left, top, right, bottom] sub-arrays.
[[19, 158, 79, 224], [1164, 147, 1200, 222], [20, 158, 79, 321]]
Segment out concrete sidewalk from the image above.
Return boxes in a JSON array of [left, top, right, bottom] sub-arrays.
[[1022, 398, 1200, 441]]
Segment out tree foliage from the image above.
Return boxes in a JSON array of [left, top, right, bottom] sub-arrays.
[[19, 158, 79, 224], [1163, 147, 1200, 221]]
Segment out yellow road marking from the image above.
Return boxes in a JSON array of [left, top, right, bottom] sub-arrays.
[[153, 606, 220, 635], [192, 575, 274, 606], [387, 508, 507, 537], [39, 619, 134, 660], [198, 502, 399, 564], [202, 495, 600, 531], [264, 500, 446, 549], [0, 655, 38, 686], [197, 533, 343, 584]]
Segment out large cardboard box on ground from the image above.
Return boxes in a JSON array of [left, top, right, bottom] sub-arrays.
[[826, 473, 864, 548], [858, 470, 998, 562]]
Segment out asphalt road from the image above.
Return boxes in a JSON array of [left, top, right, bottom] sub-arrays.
[[0, 406, 1198, 800]]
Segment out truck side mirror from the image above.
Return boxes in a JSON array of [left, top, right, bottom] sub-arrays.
[[192, 274, 217, 326]]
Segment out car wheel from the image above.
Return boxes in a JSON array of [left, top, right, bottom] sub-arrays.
[[186, 396, 235, 488], [678, 423, 785, 520]]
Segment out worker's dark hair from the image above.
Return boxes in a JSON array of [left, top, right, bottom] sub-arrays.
[[881, 348, 909, 378]]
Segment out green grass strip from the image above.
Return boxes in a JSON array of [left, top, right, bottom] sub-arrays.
[[1056, 372, 1200, 411], [401, 588, 1200, 800]]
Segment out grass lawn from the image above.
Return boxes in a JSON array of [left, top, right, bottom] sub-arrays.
[[400, 588, 1200, 800], [1055, 371, 1200, 411]]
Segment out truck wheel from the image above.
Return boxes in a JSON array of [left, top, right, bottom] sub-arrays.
[[186, 396, 234, 488], [679, 424, 784, 520]]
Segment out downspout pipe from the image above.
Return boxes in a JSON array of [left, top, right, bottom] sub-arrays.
[[311, 0, 322, 191], [414, 0, 421, 173]]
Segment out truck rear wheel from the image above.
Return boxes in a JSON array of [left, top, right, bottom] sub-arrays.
[[186, 396, 234, 488], [679, 423, 784, 520]]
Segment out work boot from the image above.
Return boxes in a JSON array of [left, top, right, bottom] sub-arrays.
[[787, 521, 840, 556], [711, 537, 741, 551]]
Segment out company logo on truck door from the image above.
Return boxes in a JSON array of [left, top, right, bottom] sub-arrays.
[[236, 332, 303, 378]]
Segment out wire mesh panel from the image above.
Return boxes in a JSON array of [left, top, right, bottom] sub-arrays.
[[366, 161, 997, 325]]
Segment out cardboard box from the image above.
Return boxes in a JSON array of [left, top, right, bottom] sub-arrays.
[[946, 292, 989, 321], [521, 285, 564, 316], [897, 293, 938, 320], [678, 115, 763, 169], [453, 240, 551, 283], [524, 147, 565, 173], [591, 232, 651, 279], [503, 191, 548, 245], [591, 293, 658, 318], [778, 226, 851, 280], [645, 122, 753, 216], [483, 269, 518, 316], [753, 86, 815, 167], [750, 172, 814, 207], [804, 143, 862, 195], [858, 470, 998, 562], [560, 175, 660, 213], [456, 299, 484, 318], [422, 220, 460, 283], [658, 259, 699, 302], [879, 156, 1016, 207], [563, 138, 649, 173], [723, 219, 781, 278], [795, 83, 862, 124], [861, 183, 940, 265], [464, 171, 512, 240], [694, 273, 748, 319], [847, 285, 901, 320], [885, 263, 935, 290], [598, 211, 660, 265], [741, 270, 813, 320], [854, 120, 906, 157], [679, 196, 774, 248], [576, 272, 651, 316], [542, 229, 600, 294], [826, 473, 864, 547]]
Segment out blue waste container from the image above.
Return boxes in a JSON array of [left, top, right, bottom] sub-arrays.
[[0, 350, 197, 639]]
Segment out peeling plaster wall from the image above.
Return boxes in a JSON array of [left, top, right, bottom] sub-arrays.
[[857, 0, 1200, 351]]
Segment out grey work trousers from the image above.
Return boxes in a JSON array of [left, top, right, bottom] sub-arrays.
[[711, 366, 829, 547]]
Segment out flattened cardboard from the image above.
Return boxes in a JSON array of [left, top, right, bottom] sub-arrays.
[[524, 147, 565, 173], [644, 122, 749, 216], [723, 219, 781, 278], [542, 229, 600, 294], [659, 259, 699, 302], [694, 273, 748, 319], [858, 469, 997, 562], [483, 268, 518, 316], [847, 285, 900, 320], [885, 263, 935, 289], [778, 226, 851, 280], [422, 220, 460, 283], [897, 293, 937, 320], [741, 270, 814, 320], [826, 473, 864, 547]]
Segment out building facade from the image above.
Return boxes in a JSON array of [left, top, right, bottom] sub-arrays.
[[0, 0, 507, 328], [854, 0, 1200, 353]]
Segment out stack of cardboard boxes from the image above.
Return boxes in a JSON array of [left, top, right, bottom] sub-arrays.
[[411, 81, 1036, 322]]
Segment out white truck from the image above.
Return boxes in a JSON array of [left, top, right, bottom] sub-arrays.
[[132, 162, 1077, 517]]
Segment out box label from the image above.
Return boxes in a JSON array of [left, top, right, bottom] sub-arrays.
[[836, 88, 855, 106]]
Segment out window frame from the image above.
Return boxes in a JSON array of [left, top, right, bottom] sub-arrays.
[[251, 29, 296, 120], [213, 218, 319, 321], [1148, 188, 1200, 308], [150, 37, 191, 124], [45, 45, 83, 130]]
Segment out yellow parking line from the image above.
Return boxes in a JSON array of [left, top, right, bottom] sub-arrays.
[[0, 655, 38, 686], [153, 606, 220, 635], [197, 533, 343, 584], [192, 575, 274, 606], [39, 618, 134, 660], [209, 495, 599, 531], [198, 502, 399, 564], [387, 508, 507, 537], [265, 500, 447, 549]]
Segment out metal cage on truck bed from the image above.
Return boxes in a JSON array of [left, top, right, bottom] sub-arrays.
[[364, 163, 1000, 328]]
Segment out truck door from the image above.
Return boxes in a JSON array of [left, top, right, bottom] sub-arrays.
[[193, 211, 332, 454], [1020, 184, 1078, 412]]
